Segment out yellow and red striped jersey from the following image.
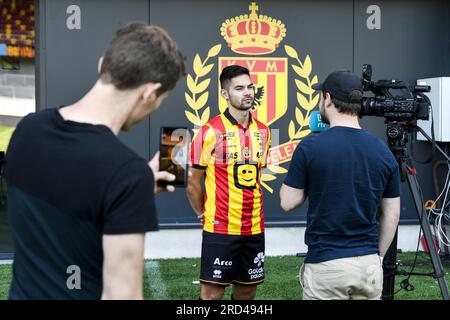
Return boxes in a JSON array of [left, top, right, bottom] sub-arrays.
[[190, 108, 270, 236]]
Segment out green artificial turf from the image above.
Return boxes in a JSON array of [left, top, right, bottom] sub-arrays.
[[2, 252, 448, 300], [0, 126, 15, 152]]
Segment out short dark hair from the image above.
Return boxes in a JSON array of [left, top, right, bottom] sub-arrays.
[[100, 22, 186, 95], [220, 65, 250, 89], [324, 89, 362, 115]]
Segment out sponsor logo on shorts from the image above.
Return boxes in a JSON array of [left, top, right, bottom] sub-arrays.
[[213, 269, 222, 279], [248, 252, 265, 280], [254, 252, 264, 267], [213, 258, 232, 267]]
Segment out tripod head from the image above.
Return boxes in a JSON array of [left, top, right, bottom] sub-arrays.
[[386, 122, 410, 151], [384, 119, 450, 182], [385, 121, 415, 182]]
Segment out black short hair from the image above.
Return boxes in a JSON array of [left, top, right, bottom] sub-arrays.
[[220, 65, 250, 89], [100, 22, 186, 95]]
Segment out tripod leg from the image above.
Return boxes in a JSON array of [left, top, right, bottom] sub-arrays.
[[382, 232, 398, 300], [407, 171, 450, 300]]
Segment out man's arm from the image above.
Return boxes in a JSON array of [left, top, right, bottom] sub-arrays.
[[187, 167, 205, 221], [378, 197, 401, 257], [280, 183, 306, 212], [101, 234, 145, 300]]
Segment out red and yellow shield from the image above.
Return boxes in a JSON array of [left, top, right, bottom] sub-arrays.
[[218, 57, 288, 126]]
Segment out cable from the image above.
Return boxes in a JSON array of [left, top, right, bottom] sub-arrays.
[[429, 163, 450, 249], [393, 167, 426, 295], [394, 226, 422, 295], [411, 93, 435, 164], [431, 165, 450, 208], [434, 161, 448, 207], [413, 125, 450, 163]]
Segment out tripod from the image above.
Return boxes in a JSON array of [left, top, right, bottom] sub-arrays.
[[382, 122, 450, 300]]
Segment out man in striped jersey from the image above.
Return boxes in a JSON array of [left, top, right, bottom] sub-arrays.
[[187, 65, 270, 300]]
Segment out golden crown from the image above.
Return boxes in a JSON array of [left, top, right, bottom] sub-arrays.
[[220, 2, 286, 55]]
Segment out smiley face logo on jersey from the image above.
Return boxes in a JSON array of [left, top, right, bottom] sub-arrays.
[[234, 163, 258, 190]]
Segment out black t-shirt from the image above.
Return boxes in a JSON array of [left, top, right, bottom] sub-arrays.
[[4, 108, 158, 299], [284, 126, 400, 263]]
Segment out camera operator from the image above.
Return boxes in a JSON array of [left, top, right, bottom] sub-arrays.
[[280, 70, 401, 300]]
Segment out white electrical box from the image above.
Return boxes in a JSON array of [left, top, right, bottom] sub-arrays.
[[416, 77, 450, 142]]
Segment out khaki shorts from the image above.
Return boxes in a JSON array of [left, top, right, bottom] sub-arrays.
[[300, 254, 383, 300]]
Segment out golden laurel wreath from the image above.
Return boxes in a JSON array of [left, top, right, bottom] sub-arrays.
[[284, 45, 317, 142], [185, 44, 222, 137], [184, 44, 318, 193]]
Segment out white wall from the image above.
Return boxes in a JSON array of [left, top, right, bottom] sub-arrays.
[[144, 225, 423, 259]]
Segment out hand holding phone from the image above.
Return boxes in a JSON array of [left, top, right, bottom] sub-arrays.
[[158, 127, 189, 188], [148, 152, 176, 193]]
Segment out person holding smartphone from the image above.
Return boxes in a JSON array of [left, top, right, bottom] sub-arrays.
[[158, 127, 189, 187], [4, 23, 185, 299], [187, 65, 271, 300]]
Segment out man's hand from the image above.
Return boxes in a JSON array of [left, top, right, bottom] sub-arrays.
[[148, 152, 175, 193], [186, 166, 205, 222]]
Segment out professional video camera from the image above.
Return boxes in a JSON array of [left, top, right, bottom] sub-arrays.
[[358, 65, 450, 300], [359, 64, 431, 122]]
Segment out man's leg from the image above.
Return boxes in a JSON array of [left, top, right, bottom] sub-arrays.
[[348, 254, 383, 300], [231, 284, 257, 300], [200, 283, 226, 300], [301, 260, 350, 300], [199, 232, 236, 299], [231, 233, 265, 300]]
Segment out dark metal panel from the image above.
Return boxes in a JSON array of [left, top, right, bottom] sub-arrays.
[[36, 0, 150, 158], [354, 0, 449, 221]]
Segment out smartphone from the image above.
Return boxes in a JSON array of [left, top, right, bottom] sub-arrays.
[[158, 127, 189, 188]]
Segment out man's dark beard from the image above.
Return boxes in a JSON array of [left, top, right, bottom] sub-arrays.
[[238, 97, 254, 110], [230, 100, 253, 110], [320, 110, 330, 124], [237, 103, 253, 110]]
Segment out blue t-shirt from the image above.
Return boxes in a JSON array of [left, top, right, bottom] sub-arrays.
[[284, 126, 400, 263]]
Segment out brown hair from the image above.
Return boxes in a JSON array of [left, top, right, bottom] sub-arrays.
[[325, 89, 363, 115], [100, 22, 186, 95]]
